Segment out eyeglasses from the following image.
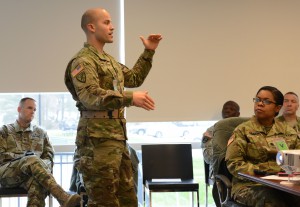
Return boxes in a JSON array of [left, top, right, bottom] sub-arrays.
[[253, 97, 276, 105]]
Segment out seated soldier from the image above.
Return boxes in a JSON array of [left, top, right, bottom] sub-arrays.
[[201, 100, 240, 206], [276, 91, 300, 132], [0, 97, 80, 207], [201, 100, 240, 177], [226, 86, 300, 207]]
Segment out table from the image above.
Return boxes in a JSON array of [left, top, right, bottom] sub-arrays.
[[238, 172, 300, 197]]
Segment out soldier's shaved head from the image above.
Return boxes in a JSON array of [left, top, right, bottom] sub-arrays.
[[81, 8, 107, 33]]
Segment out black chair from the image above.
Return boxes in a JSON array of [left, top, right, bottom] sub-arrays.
[[141, 144, 199, 207], [212, 117, 250, 207], [214, 158, 247, 207], [0, 186, 53, 207]]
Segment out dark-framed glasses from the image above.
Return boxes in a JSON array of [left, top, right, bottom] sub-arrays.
[[253, 97, 276, 105]]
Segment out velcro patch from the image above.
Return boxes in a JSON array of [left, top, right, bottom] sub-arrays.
[[76, 72, 86, 83], [72, 64, 84, 78]]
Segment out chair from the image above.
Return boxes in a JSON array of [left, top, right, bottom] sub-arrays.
[[0, 186, 53, 207], [204, 160, 214, 207], [212, 117, 250, 207], [141, 144, 199, 207]]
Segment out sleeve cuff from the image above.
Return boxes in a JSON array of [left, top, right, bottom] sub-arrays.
[[123, 91, 134, 107], [142, 49, 155, 60]]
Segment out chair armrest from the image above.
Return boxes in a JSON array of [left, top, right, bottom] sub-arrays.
[[215, 174, 232, 206], [215, 174, 232, 188]]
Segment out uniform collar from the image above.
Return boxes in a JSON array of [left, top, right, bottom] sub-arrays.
[[84, 42, 109, 61], [14, 120, 33, 133], [250, 116, 285, 136]]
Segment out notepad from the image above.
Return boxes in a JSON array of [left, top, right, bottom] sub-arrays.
[[151, 179, 181, 182]]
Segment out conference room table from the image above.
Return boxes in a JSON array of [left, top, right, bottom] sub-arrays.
[[238, 172, 300, 197]]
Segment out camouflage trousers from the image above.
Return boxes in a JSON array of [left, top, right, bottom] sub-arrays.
[[0, 155, 52, 207], [76, 137, 137, 207], [234, 185, 300, 207]]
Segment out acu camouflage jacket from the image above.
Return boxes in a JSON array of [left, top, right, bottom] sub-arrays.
[[65, 43, 155, 140], [0, 121, 54, 167], [226, 116, 300, 195]]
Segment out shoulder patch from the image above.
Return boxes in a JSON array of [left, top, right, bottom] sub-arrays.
[[71, 64, 84, 78], [76, 72, 86, 83], [203, 131, 213, 138], [227, 134, 235, 146]]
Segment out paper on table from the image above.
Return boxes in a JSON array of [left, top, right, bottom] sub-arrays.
[[261, 175, 300, 181], [151, 179, 181, 182]]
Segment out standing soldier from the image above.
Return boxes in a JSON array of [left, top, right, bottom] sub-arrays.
[[64, 7, 162, 207]]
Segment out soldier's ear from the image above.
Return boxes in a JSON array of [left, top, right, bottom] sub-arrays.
[[87, 23, 95, 33], [275, 105, 282, 114]]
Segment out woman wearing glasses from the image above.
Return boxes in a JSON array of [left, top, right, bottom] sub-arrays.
[[225, 86, 300, 207]]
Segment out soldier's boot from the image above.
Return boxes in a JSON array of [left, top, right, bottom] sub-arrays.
[[22, 157, 81, 207], [49, 183, 81, 207]]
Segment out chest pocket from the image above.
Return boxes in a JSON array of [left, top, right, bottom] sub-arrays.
[[6, 134, 18, 152], [30, 136, 44, 155], [246, 134, 269, 162], [97, 62, 114, 90]]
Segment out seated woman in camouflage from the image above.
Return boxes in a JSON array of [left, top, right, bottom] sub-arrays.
[[226, 86, 300, 207]]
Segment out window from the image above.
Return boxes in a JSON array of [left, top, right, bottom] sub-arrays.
[[0, 93, 78, 145], [0, 93, 217, 147]]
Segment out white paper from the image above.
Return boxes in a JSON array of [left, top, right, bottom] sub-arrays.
[[151, 179, 181, 182], [261, 175, 300, 181]]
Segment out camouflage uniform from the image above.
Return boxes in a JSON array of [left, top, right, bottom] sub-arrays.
[[201, 125, 214, 178], [65, 43, 155, 207], [226, 116, 300, 207], [277, 115, 300, 135], [0, 122, 49, 206]]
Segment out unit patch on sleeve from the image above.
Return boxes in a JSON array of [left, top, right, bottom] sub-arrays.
[[76, 72, 86, 83]]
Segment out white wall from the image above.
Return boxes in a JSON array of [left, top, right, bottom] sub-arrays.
[[0, 0, 121, 92], [125, 0, 300, 122]]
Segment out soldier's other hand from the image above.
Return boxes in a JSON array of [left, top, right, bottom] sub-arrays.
[[133, 91, 155, 111], [140, 34, 162, 50]]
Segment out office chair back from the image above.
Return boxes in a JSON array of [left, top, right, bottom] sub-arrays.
[[142, 144, 193, 184], [141, 144, 199, 207], [212, 117, 250, 207], [212, 117, 250, 177]]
